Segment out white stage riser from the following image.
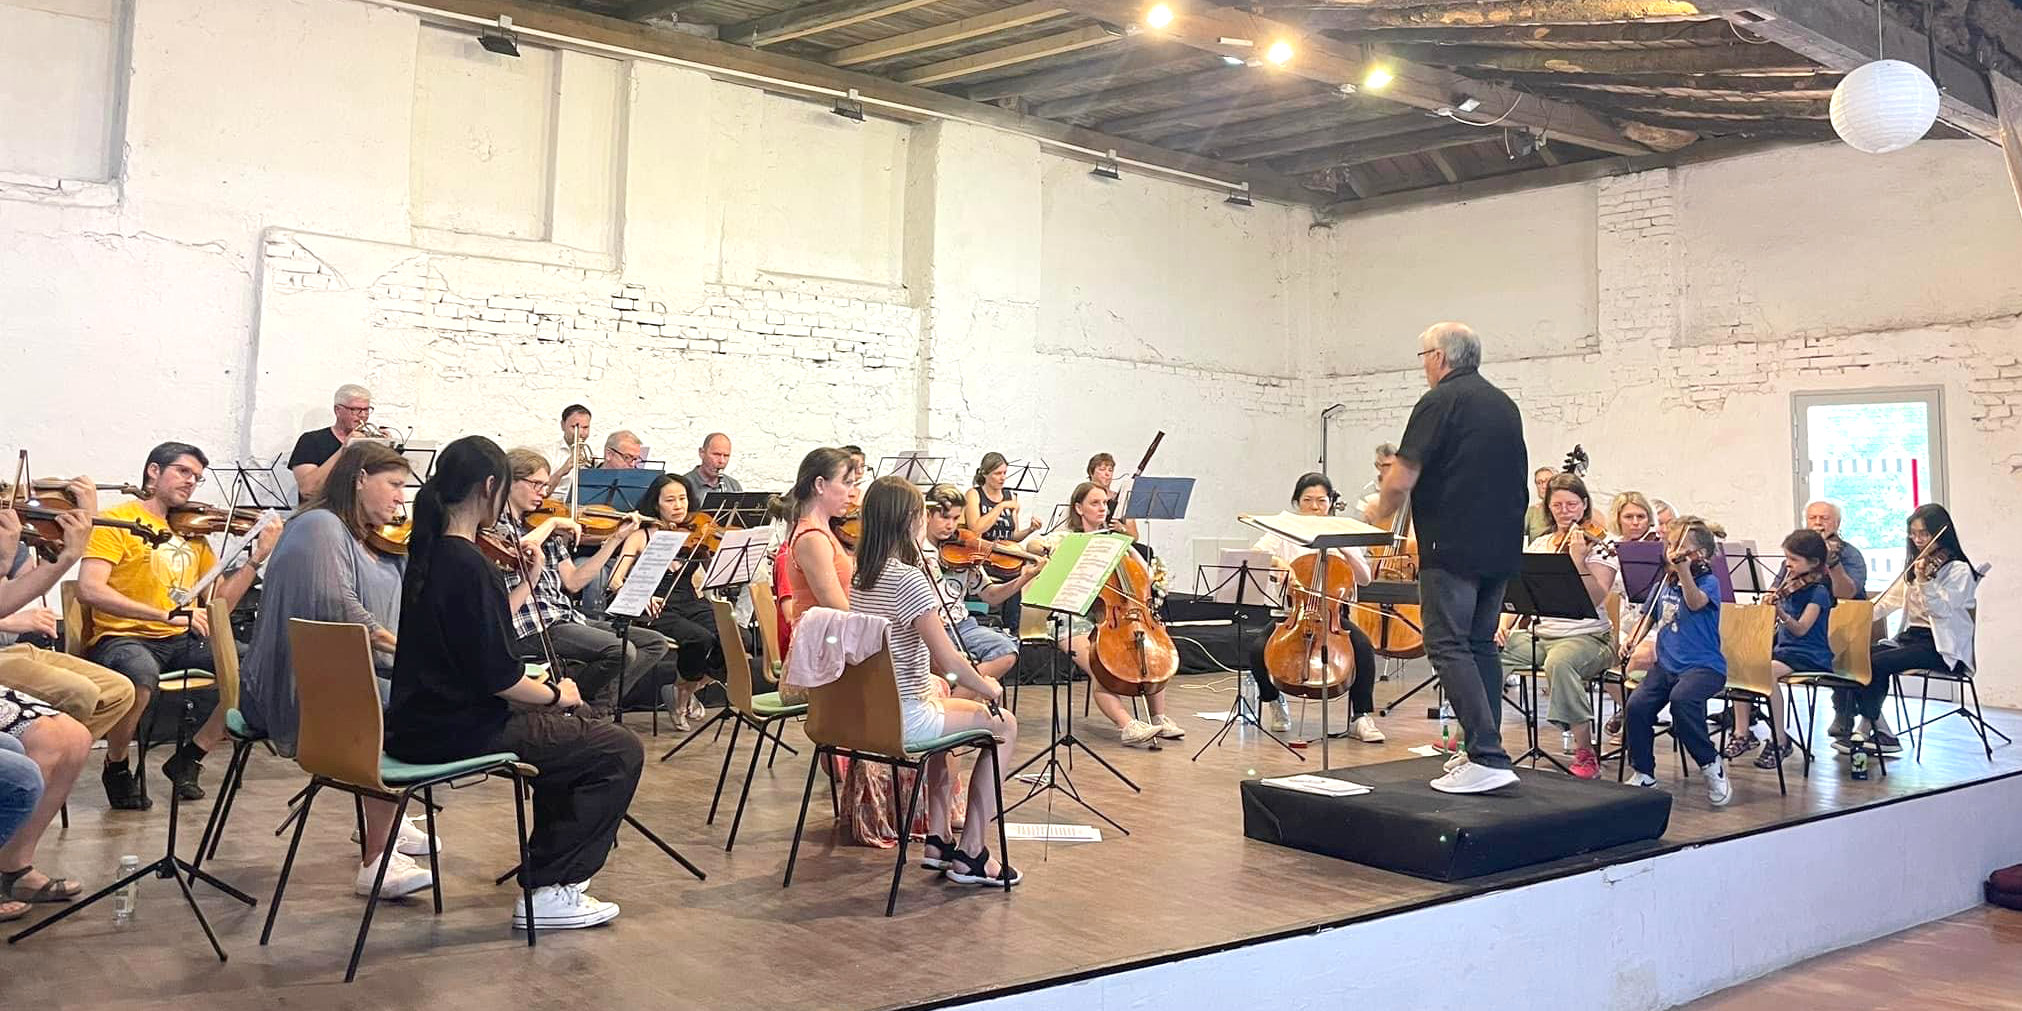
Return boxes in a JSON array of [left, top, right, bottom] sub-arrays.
[[953, 774, 2022, 1011]]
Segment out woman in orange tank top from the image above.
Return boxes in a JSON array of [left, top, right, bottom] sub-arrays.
[[772, 447, 857, 655]]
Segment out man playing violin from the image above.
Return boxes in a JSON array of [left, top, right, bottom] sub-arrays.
[[78, 443, 281, 809], [502, 448, 668, 716], [0, 480, 137, 749], [1493, 473, 1620, 779], [923, 485, 1037, 684], [289, 383, 377, 503]]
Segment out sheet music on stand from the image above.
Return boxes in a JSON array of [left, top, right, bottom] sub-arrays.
[[702, 528, 769, 593], [697, 491, 774, 530], [607, 530, 689, 619], [1022, 533, 1132, 617], [1238, 511, 1390, 549], [397, 442, 440, 485], [218, 456, 292, 511], [1002, 458, 1049, 496], [1721, 539, 1767, 599], [875, 452, 945, 487]]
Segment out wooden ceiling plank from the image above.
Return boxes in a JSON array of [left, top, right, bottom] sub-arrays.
[[721, 0, 948, 48], [1157, 101, 1372, 148], [1278, 0, 1705, 29], [1382, 41, 1816, 73], [1100, 89, 1338, 137], [825, 2, 1071, 66], [1210, 111, 1449, 159], [896, 25, 1124, 85], [1056, 0, 1649, 154], [959, 41, 1194, 101], [1427, 149, 1462, 182], [1027, 63, 1278, 118], [1267, 125, 1491, 174], [1481, 69, 1844, 92], [623, 0, 707, 20]]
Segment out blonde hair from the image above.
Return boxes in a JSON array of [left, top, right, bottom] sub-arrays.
[[1610, 490, 1654, 535]]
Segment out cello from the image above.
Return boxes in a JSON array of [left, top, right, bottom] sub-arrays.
[[1351, 502, 1425, 659], [1088, 546, 1178, 698], [1264, 550, 1359, 699]]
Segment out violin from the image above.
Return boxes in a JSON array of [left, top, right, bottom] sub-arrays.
[[937, 529, 1043, 580], [165, 502, 266, 539], [683, 512, 725, 556], [1764, 566, 1825, 608], [2, 479, 172, 560], [476, 526, 524, 573], [1265, 551, 1359, 701], [830, 508, 861, 550], [366, 518, 411, 556], [1089, 550, 1178, 698], [523, 498, 653, 545]]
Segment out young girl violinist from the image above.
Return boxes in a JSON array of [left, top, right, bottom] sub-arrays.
[[1833, 503, 1979, 755], [1622, 517, 1734, 807], [1723, 529, 1833, 769]]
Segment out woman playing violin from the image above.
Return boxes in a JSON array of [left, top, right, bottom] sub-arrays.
[[1831, 503, 1979, 756], [923, 485, 1037, 684], [1493, 473, 1619, 779], [1250, 474, 1382, 740], [608, 472, 722, 730], [238, 441, 441, 897], [1032, 483, 1178, 748]]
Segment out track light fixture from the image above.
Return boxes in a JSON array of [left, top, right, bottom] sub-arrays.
[[479, 15, 520, 57], [1225, 184, 1253, 207], [833, 88, 865, 122], [1091, 150, 1121, 180]]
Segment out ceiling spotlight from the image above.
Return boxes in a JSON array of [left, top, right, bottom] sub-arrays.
[[833, 88, 865, 122], [1091, 150, 1121, 180], [1265, 39, 1294, 65], [1218, 35, 1254, 47], [1225, 184, 1253, 207], [1455, 96, 1482, 113], [1221, 55, 1246, 66], [1145, 3, 1174, 29], [479, 15, 520, 57], [1363, 65, 1393, 91]]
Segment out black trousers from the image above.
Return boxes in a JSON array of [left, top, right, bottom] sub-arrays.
[[486, 710, 644, 888], [1248, 621, 1377, 715], [520, 620, 668, 711], [1833, 626, 1949, 722], [629, 597, 721, 707]]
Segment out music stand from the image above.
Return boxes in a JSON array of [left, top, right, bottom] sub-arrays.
[[576, 468, 659, 513], [697, 491, 774, 530], [655, 528, 794, 765], [1190, 556, 1300, 762], [1002, 458, 1049, 496], [218, 456, 292, 511], [876, 453, 945, 487], [1616, 541, 1667, 604], [1004, 533, 1138, 836], [1237, 513, 1389, 769], [1118, 477, 1193, 523], [1717, 539, 1760, 601], [397, 443, 439, 484], [605, 529, 691, 732], [1501, 553, 1599, 773]]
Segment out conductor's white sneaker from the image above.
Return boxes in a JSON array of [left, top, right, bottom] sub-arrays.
[[1430, 763, 1519, 794]]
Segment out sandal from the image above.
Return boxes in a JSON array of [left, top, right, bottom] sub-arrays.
[[920, 834, 955, 871], [944, 846, 1021, 887], [1754, 739, 1794, 770], [0, 899, 28, 922], [1719, 735, 1759, 761], [0, 866, 82, 903]]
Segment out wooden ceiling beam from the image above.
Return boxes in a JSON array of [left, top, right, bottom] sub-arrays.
[[896, 25, 1124, 85], [1698, 0, 2000, 140], [1056, 0, 1649, 154], [1382, 41, 1817, 73], [1156, 101, 1370, 148], [958, 41, 1194, 101], [622, 0, 707, 20], [1316, 19, 1737, 46], [1267, 124, 1492, 174], [720, 0, 946, 47], [1427, 149, 1461, 182], [1481, 69, 1844, 92], [825, 2, 1070, 67], [1272, 0, 1705, 30], [1027, 62, 1295, 118], [1098, 89, 1339, 137], [1203, 112, 1449, 159]]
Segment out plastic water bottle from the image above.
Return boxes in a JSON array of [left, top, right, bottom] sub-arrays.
[[1438, 698, 1454, 753], [1851, 745, 1870, 781], [1561, 729, 1574, 755], [113, 855, 140, 926]]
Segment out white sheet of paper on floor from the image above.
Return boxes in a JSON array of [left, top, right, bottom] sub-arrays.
[[1406, 745, 1442, 757], [1260, 774, 1372, 797], [1005, 823, 1102, 843], [1016, 770, 1053, 787], [1196, 710, 1234, 721]]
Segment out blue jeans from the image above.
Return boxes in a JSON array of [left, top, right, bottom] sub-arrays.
[[0, 735, 42, 847], [1626, 666, 1724, 775], [1419, 566, 1512, 770]]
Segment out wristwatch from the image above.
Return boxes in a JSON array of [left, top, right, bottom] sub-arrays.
[[544, 682, 562, 707]]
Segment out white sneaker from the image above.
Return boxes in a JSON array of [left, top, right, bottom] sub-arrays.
[[352, 816, 443, 858], [1704, 760, 1733, 807], [512, 882, 620, 930], [354, 850, 433, 899], [1443, 749, 1470, 773], [1120, 719, 1160, 747], [1627, 772, 1660, 788], [1430, 762, 1519, 794], [1264, 698, 1291, 732], [1346, 715, 1386, 743], [1153, 715, 1186, 740]]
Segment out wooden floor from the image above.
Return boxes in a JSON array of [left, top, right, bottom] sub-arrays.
[[1684, 905, 2022, 1009], [5, 666, 2018, 1011]]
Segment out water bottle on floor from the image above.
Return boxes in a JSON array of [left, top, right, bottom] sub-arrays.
[[112, 854, 140, 926], [1438, 698, 1454, 753], [1561, 729, 1574, 755], [1851, 745, 1870, 781]]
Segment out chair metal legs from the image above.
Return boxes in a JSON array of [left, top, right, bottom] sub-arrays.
[[885, 767, 927, 917], [782, 746, 823, 889], [261, 782, 321, 946], [193, 736, 257, 870]]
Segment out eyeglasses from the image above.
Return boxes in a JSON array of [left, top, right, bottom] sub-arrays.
[[610, 450, 642, 465], [165, 463, 207, 488], [337, 404, 374, 415], [1415, 349, 1436, 359], [516, 477, 547, 489]]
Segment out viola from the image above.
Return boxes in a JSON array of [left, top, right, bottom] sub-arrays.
[[524, 498, 653, 545], [1089, 550, 1178, 698], [1265, 551, 1359, 701], [476, 526, 524, 573], [165, 502, 266, 539], [830, 508, 861, 550], [937, 529, 1042, 580], [366, 518, 411, 556], [2, 479, 172, 559]]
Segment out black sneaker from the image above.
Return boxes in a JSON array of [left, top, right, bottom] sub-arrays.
[[102, 759, 152, 811], [1870, 729, 1903, 755], [162, 745, 207, 802]]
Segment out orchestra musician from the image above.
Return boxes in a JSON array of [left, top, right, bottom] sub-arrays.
[[1085, 453, 1138, 540], [548, 403, 595, 495], [772, 448, 856, 661], [501, 448, 666, 714], [684, 433, 742, 498], [1722, 529, 1833, 770], [1622, 517, 1733, 806], [847, 476, 1019, 886], [237, 441, 441, 898], [1801, 499, 1867, 603], [78, 443, 280, 809], [1249, 474, 1381, 740], [0, 481, 136, 745], [601, 430, 646, 471], [1032, 482, 1181, 748], [963, 453, 1040, 545], [1493, 473, 1618, 779], [1353, 443, 1397, 518], [289, 383, 379, 503], [1610, 491, 1658, 544], [384, 435, 641, 931], [1835, 504, 1978, 756], [923, 484, 1036, 684], [1651, 498, 1678, 540], [1524, 466, 1556, 541], [610, 473, 722, 730]]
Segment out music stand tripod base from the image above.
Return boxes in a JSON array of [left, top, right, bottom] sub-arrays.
[[1004, 614, 1136, 836]]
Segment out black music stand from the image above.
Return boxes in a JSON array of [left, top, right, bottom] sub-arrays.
[[605, 528, 693, 733], [1005, 536, 1137, 836], [576, 468, 659, 513], [1118, 477, 1193, 524], [1501, 552, 1597, 773], [1617, 541, 1666, 605], [876, 453, 945, 487], [697, 491, 773, 530], [218, 456, 293, 511], [1190, 559, 1300, 762], [1720, 540, 1764, 601], [1002, 459, 1049, 496]]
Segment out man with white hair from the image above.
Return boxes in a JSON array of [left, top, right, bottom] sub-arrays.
[[1368, 322, 1529, 794], [601, 430, 646, 470], [289, 383, 377, 503]]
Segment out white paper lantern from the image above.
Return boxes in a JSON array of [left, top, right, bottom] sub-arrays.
[[1830, 59, 1940, 154]]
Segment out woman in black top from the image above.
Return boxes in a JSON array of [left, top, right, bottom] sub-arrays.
[[607, 471, 723, 729], [385, 436, 644, 932]]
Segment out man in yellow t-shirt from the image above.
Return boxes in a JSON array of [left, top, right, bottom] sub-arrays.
[[78, 442, 279, 810]]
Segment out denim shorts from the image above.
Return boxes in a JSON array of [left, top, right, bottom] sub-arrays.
[[953, 618, 1018, 663]]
